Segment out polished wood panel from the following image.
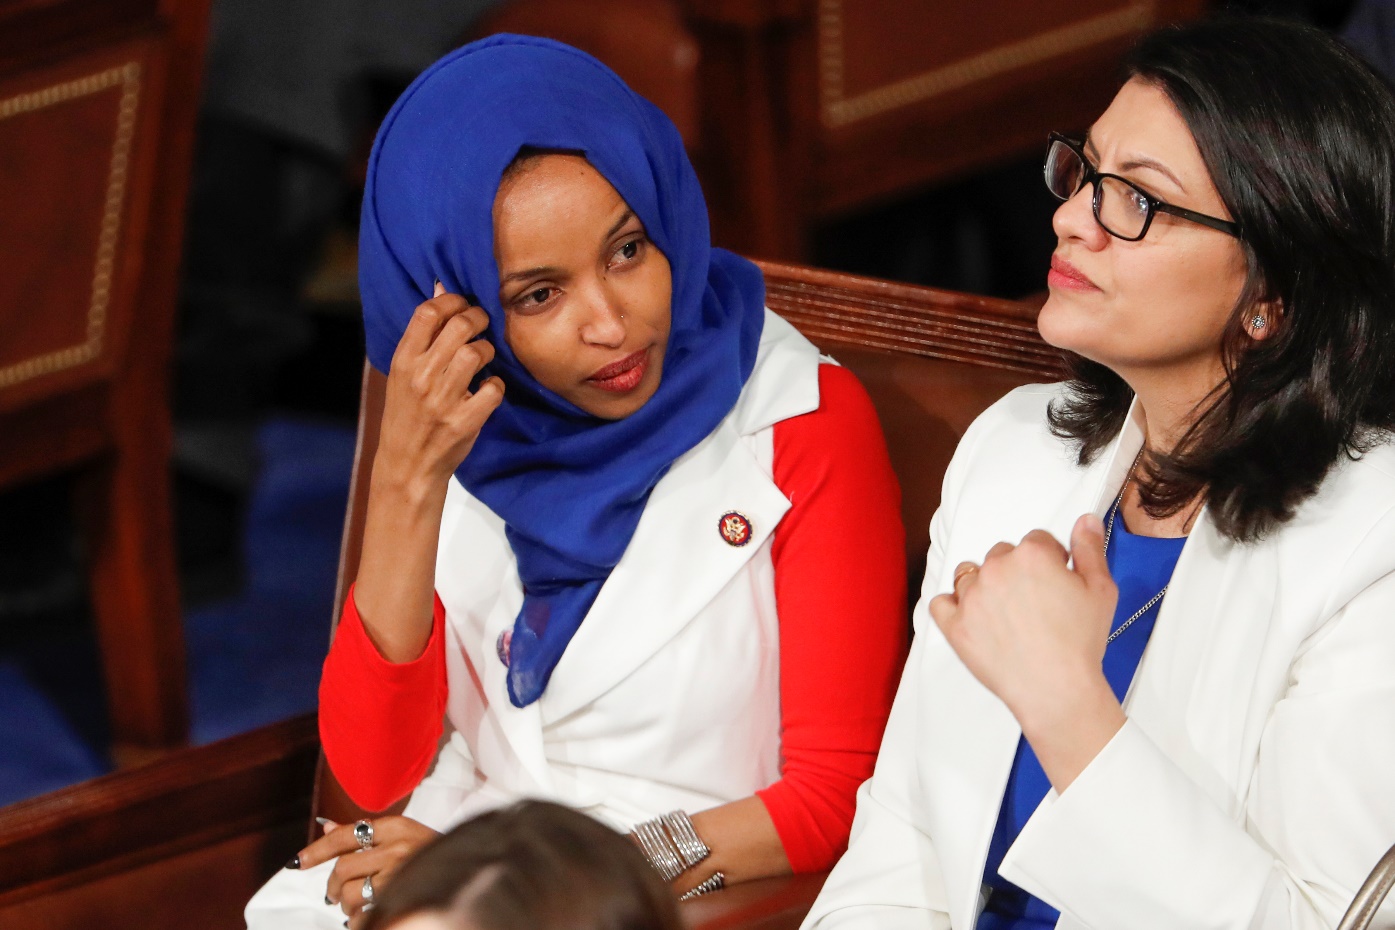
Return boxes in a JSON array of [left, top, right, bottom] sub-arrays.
[[469, 0, 701, 145], [759, 259, 1052, 371], [0, 39, 156, 409], [473, 0, 1208, 260], [0, 827, 306, 930], [0, 0, 158, 73], [0, 0, 212, 760], [689, 0, 1210, 258], [755, 260, 1063, 598], [0, 716, 318, 928]]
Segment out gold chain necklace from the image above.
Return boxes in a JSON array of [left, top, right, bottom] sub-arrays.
[[1103, 454, 1170, 645]]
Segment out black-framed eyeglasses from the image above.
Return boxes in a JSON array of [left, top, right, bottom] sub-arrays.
[[1044, 132, 1241, 241]]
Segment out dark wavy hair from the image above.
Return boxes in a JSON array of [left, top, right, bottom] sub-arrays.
[[361, 801, 682, 930], [1047, 16, 1395, 541]]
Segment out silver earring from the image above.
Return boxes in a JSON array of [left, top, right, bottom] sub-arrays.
[[1250, 314, 1267, 331]]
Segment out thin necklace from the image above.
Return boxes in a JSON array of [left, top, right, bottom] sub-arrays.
[[1103, 453, 1170, 645]]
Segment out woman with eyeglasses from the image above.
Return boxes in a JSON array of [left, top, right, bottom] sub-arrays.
[[804, 16, 1395, 930]]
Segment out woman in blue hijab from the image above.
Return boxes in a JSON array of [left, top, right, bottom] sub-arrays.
[[245, 35, 907, 929]]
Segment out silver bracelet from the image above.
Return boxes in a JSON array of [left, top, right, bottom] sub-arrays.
[[630, 810, 711, 880], [661, 811, 711, 868], [678, 870, 725, 901], [633, 819, 684, 881]]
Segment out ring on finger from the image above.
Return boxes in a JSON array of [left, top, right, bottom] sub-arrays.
[[353, 819, 375, 851], [362, 874, 375, 902], [953, 564, 980, 592]]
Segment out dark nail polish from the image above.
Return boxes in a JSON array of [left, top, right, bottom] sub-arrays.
[[284, 855, 301, 870], [464, 292, 479, 306], [325, 895, 333, 906]]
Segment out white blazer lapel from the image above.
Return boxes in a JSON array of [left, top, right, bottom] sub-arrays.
[[435, 488, 558, 793], [914, 624, 1020, 930], [1085, 395, 1282, 815], [1122, 513, 1281, 817], [538, 418, 791, 723], [536, 308, 820, 724], [445, 605, 558, 795], [925, 400, 1145, 928]]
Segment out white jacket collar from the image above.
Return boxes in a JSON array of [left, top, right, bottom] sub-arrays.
[[450, 310, 823, 773]]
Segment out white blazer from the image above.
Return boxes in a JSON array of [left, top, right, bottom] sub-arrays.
[[804, 383, 1395, 930], [246, 311, 824, 929]]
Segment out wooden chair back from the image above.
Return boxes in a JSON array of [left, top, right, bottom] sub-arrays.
[[0, 0, 212, 763], [312, 260, 1061, 926]]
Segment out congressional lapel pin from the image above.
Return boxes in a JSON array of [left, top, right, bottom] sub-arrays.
[[718, 511, 753, 547]]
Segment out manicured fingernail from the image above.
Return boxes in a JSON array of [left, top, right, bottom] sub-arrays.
[[315, 817, 333, 826], [284, 855, 300, 870], [325, 894, 333, 906], [464, 292, 478, 306], [433, 278, 445, 297]]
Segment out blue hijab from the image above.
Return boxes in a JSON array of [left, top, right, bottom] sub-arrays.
[[359, 36, 766, 707]]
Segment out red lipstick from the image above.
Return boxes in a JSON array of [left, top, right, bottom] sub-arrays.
[[1048, 255, 1101, 292], [587, 349, 648, 393]]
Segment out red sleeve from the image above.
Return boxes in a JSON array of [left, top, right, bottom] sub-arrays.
[[318, 584, 449, 811], [754, 363, 909, 873]]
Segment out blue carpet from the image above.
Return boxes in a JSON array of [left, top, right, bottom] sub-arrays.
[[0, 414, 356, 806], [0, 662, 109, 802]]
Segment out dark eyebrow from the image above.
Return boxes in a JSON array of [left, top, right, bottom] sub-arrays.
[[499, 264, 562, 286], [498, 209, 639, 287], [604, 208, 636, 243], [1119, 156, 1186, 193], [1084, 133, 1186, 193]]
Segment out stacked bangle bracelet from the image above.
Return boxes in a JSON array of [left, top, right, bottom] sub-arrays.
[[630, 810, 712, 884]]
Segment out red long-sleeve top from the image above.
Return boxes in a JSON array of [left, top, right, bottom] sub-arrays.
[[319, 364, 907, 872]]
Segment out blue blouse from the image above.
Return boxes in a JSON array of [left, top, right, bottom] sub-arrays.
[[976, 516, 1186, 930]]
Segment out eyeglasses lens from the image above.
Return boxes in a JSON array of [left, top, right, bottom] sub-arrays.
[[1043, 139, 1151, 240], [1097, 177, 1150, 239], [1044, 141, 1083, 201]]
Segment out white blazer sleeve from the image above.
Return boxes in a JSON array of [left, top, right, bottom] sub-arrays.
[[1002, 560, 1395, 930], [799, 619, 952, 930], [801, 408, 992, 930]]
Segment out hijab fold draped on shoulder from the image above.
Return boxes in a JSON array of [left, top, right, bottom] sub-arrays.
[[359, 35, 767, 706]]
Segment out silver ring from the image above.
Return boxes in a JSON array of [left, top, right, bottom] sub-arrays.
[[353, 819, 375, 851], [362, 874, 375, 902]]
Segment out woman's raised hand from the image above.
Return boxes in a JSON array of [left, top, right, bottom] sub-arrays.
[[929, 514, 1126, 791], [352, 284, 505, 663], [377, 283, 505, 491]]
